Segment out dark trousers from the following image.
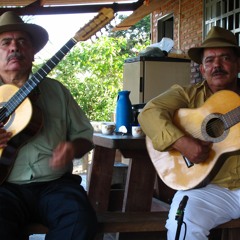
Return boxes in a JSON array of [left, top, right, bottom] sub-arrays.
[[0, 173, 98, 240]]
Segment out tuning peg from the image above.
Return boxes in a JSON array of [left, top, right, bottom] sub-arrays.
[[90, 35, 97, 43], [100, 28, 107, 35], [106, 23, 115, 31], [96, 31, 102, 38], [110, 19, 116, 27], [144, 0, 150, 6], [104, 25, 110, 31]]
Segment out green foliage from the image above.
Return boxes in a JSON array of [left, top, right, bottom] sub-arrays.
[[33, 15, 150, 122], [46, 36, 128, 121], [109, 14, 151, 54]]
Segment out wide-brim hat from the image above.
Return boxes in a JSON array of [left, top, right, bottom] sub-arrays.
[[0, 11, 48, 53], [188, 26, 240, 64]]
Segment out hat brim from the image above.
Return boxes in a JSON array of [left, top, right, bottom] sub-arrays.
[[0, 23, 48, 53], [188, 42, 240, 64]]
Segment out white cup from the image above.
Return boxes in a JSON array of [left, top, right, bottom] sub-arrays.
[[101, 122, 115, 135], [91, 121, 103, 133], [132, 126, 145, 137]]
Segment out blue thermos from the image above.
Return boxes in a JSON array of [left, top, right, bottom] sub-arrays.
[[115, 90, 133, 134]]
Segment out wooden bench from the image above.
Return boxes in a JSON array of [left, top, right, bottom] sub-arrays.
[[23, 211, 240, 240]]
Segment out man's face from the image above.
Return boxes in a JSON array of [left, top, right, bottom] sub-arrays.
[[200, 48, 240, 92], [0, 31, 35, 74]]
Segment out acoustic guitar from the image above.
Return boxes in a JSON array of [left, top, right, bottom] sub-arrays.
[[146, 90, 240, 190], [0, 8, 114, 184]]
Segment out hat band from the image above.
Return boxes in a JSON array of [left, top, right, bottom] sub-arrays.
[[203, 37, 237, 47]]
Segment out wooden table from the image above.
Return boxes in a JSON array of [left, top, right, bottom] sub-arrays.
[[88, 133, 157, 213]]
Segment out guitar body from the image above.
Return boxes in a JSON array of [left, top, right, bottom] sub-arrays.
[[0, 84, 43, 184], [146, 90, 240, 190]]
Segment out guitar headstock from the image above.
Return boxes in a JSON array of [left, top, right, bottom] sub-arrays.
[[74, 8, 114, 42]]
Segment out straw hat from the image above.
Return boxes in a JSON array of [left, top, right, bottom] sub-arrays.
[[188, 26, 240, 64], [0, 11, 48, 53]]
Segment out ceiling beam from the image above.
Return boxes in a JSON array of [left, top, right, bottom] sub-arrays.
[[113, 0, 160, 31], [0, 0, 144, 15]]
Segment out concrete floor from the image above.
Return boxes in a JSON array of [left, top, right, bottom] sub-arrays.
[[30, 234, 116, 240], [30, 234, 45, 240]]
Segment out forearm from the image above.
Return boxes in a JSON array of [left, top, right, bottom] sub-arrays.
[[50, 138, 94, 170], [72, 138, 94, 159]]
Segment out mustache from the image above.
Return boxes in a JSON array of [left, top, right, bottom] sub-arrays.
[[7, 52, 24, 62], [212, 68, 228, 76]]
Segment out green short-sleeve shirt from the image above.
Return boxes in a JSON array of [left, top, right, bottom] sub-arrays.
[[6, 77, 93, 184]]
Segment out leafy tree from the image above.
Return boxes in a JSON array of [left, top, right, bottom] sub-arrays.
[[110, 14, 150, 41], [44, 36, 128, 121], [109, 14, 151, 55], [34, 15, 151, 122]]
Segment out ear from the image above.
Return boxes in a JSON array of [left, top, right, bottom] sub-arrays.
[[199, 64, 206, 78], [237, 57, 240, 72]]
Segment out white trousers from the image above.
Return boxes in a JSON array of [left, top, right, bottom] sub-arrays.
[[165, 184, 240, 240]]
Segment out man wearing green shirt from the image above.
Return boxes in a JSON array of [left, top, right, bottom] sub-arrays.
[[139, 26, 240, 239], [0, 11, 97, 240]]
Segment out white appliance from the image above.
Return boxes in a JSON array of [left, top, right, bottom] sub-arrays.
[[123, 56, 191, 104]]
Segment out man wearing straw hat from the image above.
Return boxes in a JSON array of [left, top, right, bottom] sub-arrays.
[[139, 26, 240, 239], [0, 11, 97, 240]]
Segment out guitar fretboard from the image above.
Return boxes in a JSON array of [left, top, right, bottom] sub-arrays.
[[221, 106, 240, 129]]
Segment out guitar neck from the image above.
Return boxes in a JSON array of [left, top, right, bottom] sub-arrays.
[[35, 38, 77, 83]]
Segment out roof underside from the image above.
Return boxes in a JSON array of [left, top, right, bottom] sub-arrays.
[[0, 0, 159, 30], [0, 0, 142, 14], [0, 0, 132, 6]]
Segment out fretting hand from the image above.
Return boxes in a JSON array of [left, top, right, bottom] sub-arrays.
[[0, 123, 12, 148]]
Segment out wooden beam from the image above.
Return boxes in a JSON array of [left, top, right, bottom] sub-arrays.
[[113, 0, 161, 31], [40, 0, 46, 5], [0, 1, 143, 15], [0, 0, 135, 6]]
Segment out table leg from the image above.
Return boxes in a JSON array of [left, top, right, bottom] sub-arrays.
[[121, 149, 156, 212], [88, 145, 116, 212], [118, 149, 157, 240]]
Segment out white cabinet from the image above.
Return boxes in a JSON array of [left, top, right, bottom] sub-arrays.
[[123, 56, 191, 104]]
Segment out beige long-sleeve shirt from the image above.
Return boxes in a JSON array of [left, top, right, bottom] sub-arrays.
[[138, 81, 240, 189]]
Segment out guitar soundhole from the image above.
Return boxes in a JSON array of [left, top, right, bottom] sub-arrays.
[[202, 113, 229, 143], [206, 118, 224, 138]]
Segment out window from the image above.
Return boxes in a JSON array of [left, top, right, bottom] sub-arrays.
[[204, 0, 240, 43], [157, 14, 174, 41]]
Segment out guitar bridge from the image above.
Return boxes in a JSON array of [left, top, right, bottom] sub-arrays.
[[182, 155, 194, 168]]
